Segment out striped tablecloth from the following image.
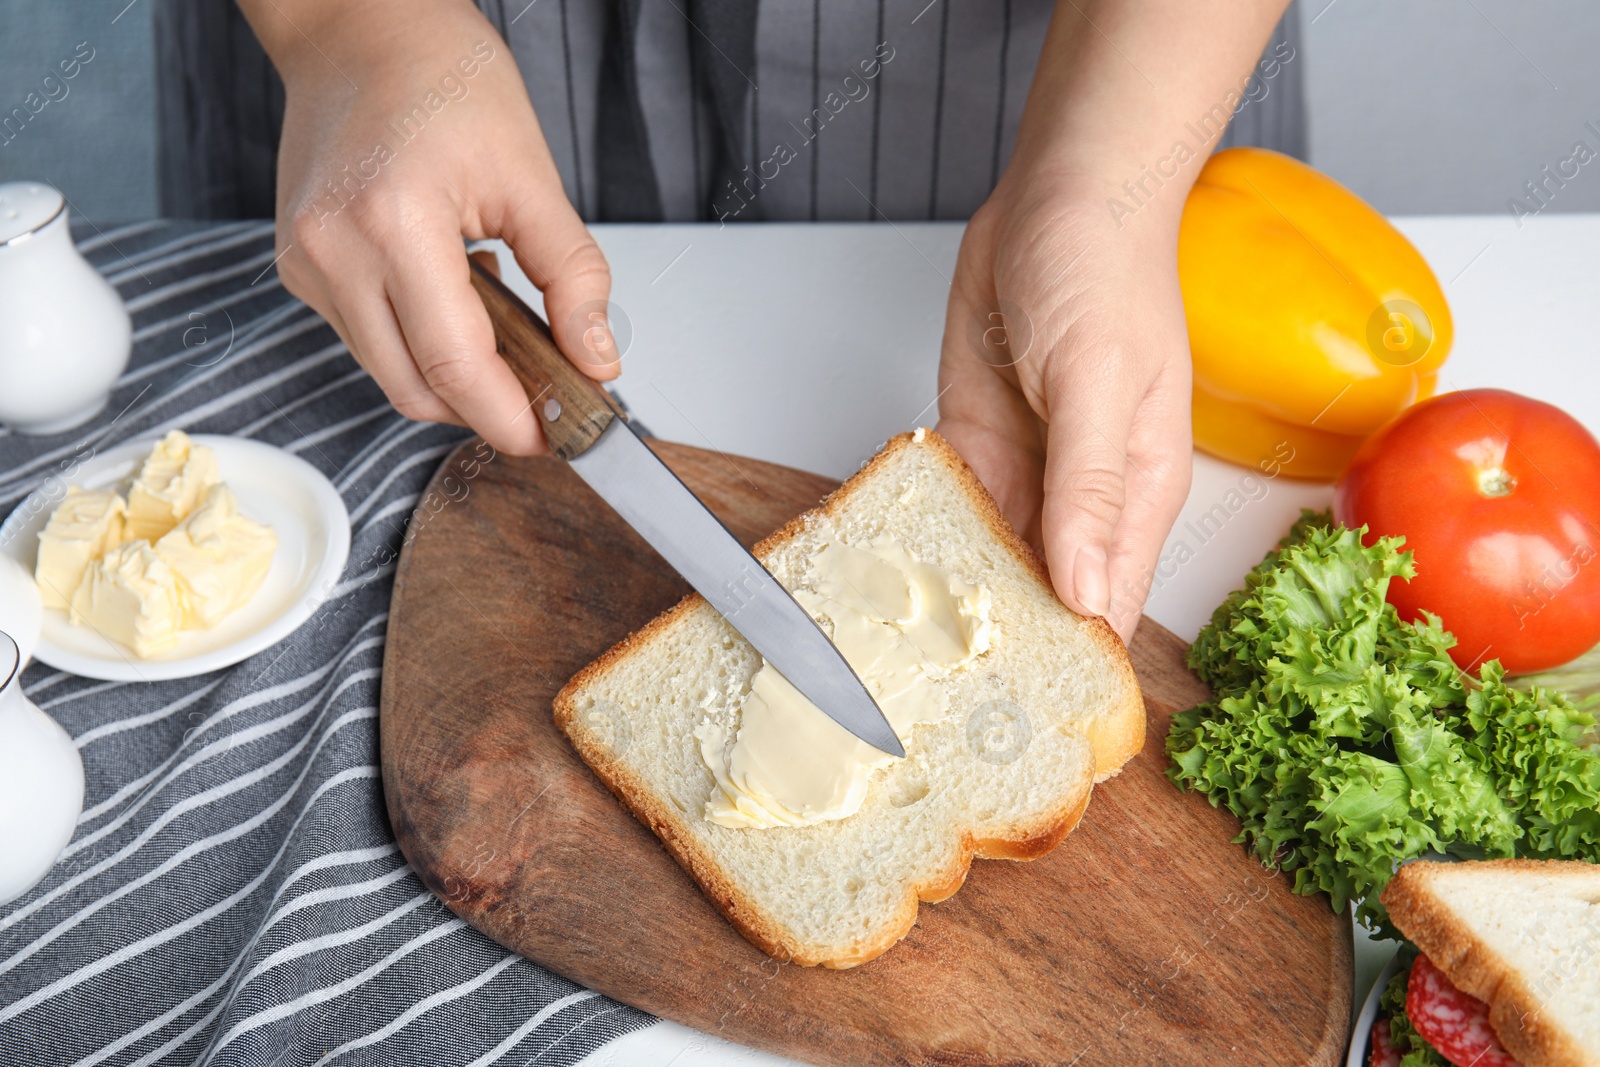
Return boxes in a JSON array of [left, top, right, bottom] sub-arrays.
[[0, 221, 653, 1065]]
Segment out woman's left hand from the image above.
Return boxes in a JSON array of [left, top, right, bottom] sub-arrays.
[[936, 170, 1193, 644]]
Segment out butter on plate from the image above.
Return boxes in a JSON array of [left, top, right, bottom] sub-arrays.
[[124, 430, 220, 543], [35, 430, 279, 659], [71, 541, 186, 658], [155, 484, 278, 628], [34, 487, 127, 610]]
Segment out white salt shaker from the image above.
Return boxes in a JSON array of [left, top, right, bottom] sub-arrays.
[[0, 555, 84, 906], [0, 181, 131, 435]]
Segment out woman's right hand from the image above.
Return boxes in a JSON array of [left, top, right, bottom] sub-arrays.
[[242, 0, 616, 455]]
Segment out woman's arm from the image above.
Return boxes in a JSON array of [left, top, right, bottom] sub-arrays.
[[938, 0, 1293, 639], [236, 0, 616, 455]]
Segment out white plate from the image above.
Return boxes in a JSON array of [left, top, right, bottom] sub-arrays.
[[1347, 950, 1404, 1067], [0, 435, 350, 681]]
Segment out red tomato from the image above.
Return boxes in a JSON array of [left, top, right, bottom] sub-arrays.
[[1335, 389, 1600, 674]]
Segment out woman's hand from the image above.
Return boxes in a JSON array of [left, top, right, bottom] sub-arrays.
[[936, 175, 1192, 643], [242, 0, 615, 455], [936, 0, 1290, 641]]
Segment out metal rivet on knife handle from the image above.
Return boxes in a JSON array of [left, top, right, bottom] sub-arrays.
[[468, 260, 615, 461]]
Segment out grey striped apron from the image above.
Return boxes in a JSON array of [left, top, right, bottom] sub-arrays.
[[154, 0, 1306, 222], [491, 0, 1304, 222]]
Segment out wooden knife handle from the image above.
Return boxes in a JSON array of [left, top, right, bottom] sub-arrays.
[[469, 260, 617, 460]]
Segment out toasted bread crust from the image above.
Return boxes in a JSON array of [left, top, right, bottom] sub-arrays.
[[1382, 859, 1600, 1067], [559, 723, 1094, 968], [555, 430, 1143, 968]]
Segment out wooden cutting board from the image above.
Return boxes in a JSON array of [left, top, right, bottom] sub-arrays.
[[380, 439, 1352, 1067]]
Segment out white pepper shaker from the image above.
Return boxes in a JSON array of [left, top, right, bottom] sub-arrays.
[[0, 182, 132, 435], [0, 554, 84, 906]]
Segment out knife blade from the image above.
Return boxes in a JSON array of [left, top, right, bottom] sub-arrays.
[[469, 260, 904, 758]]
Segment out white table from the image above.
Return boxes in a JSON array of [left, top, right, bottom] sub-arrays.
[[483, 211, 1600, 1067]]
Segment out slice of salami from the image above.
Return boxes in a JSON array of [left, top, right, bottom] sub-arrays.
[[1369, 1018, 1402, 1067], [1406, 953, 1521, 1067]]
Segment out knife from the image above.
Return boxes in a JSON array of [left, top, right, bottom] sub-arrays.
[[469, 261, 904, 758]]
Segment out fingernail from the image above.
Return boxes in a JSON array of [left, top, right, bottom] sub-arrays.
[[583, 326, 613, 365], [1073, 545, 1110, 617]]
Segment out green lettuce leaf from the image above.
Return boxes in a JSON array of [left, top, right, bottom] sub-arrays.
[[1385, 702, 1518, 854], [1186, 513, 1413, 700], [1303, 752, 1440, 924], [1466, 663, 1600, 856], [1167, 510, 1599, 935], [1186, 509, 1335, 694]]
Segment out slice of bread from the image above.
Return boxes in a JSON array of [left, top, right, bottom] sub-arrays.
[[1382, 859, 1600, 1067], [555, 429, 1144, 968]]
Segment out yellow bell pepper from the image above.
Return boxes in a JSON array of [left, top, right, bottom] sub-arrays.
[[1179, 148, 1452, 469], [1191, 383, 1365, 481]]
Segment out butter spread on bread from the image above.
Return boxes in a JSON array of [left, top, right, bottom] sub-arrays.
[[695, 533, 995, 829], [556, 429, 1145, 968]]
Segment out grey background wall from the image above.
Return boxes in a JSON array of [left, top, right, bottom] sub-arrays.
[[2, 0, 1598, 222], [1304, 0, 1600, 216], [0, 0, 158, 220]]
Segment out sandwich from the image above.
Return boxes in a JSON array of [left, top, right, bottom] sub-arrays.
[[1371, 859, 1600, 1067], [555, 429, 1144, 967]]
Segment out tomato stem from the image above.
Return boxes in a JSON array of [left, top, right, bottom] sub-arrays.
[[1477, 467, 1516, 497]]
